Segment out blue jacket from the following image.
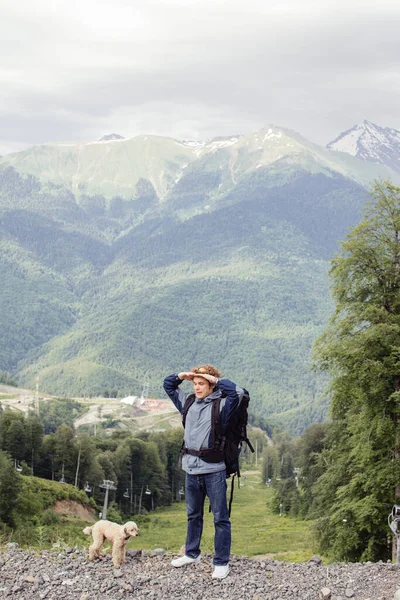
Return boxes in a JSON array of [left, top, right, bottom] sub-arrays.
[[163, 374, 244, 475]]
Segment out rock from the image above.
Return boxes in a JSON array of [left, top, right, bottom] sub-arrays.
[[2, 546, 400, 599], [12, 584, 22, 592], [7, 542, 19, 550], [150, 548, 166, 557], [394, 590, 400, 600], [126, 549, 142, 558], [309, 555, 323, 565]]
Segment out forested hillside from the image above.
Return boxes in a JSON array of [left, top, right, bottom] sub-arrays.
[[0, 128, 396, 432]]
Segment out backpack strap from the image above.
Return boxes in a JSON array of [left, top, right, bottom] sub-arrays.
[[180, 394, 196, 457], [182, 393, 196, 427], [182, 447, 224, 462], [245, 438, 255, 453], [228, 474, 236, 517], [211, 397, 223, 450]]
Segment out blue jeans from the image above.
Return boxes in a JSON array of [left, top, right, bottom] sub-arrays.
[[185, 469, 231, 566]]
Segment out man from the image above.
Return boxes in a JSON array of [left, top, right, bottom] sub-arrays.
[[163, 364, 244, 580]]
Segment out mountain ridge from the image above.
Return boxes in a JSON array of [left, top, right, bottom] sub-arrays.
[[2, 125, 399, 203], [1, 122, 399, 432]]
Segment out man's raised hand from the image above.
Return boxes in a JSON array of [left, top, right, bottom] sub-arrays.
[[178, 372, 195, 381], [198, 373, 219, 384]]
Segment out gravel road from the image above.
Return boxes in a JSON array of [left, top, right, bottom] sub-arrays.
[[1, 544, 400, 600]]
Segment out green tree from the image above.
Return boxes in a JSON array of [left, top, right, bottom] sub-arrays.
[[0, 450, 21, 526], [1, 412, 27, 462], [271, 477, 299, 516], [40, 433, 57, 480], [54, 424, 76, 483], [163, 429, 184, 501], [240, 428, 269, 470], [313, 180, 400, 561], [262, 445, 279, 482], [25, 412, 44, 474], [296, 423, 328, 518], [39, 398, 87, 434], [0, 370, 18, 386], [114, 437, 167, 514], [73, 434, 98, 489]]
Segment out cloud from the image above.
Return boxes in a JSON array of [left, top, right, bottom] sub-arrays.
[[1, 0, 400, 152]]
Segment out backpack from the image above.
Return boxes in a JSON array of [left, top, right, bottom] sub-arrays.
[[181, 389, 254, 514]]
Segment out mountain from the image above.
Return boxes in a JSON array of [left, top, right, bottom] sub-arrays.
[[98, 133, 126, 142], [327, 120, 400, 173], [1, 126, 398, 202], [0, 125, 399, 433]]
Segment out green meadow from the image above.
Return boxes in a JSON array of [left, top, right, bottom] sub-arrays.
[[1, 470, 315, 562], [134, 470, 314, 562]]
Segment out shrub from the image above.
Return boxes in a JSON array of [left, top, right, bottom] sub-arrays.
[[41, 509, 61, 526], [105, 502, 123, 523]]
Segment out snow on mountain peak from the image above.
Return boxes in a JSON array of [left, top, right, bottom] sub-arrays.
[[327, 121, 400, 172], [98, 133, 126, 142]]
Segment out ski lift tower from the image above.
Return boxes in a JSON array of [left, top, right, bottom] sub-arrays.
[[99, 480, 117, 520], [140, 381, 150, 403]]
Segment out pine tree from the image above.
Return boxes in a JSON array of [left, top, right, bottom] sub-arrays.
[[313, 181, 400, 561]]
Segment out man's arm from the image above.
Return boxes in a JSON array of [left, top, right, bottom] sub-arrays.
[[218, 379, 244, 431], [163, 372, 193, 414]]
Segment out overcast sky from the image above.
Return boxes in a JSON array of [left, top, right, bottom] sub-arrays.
[[1, 0, 400, 155]]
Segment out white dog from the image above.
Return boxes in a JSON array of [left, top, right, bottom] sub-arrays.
[[83, 520, 139, 568]]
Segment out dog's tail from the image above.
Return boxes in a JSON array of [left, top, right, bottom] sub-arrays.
[[83, 526, 93, 535]]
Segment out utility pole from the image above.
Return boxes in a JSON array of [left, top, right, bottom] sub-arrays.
[[140, 381, 150, 401], [99, 480, 116, 520], [130, 469, 133, 514], [74, 441, 81, 488], [35, 376, 40, 415]]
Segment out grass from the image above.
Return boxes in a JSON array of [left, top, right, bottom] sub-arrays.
[[0, 470, 315, 562], [133, 470, 315, 562], [0, 518, 91, 552], [0, 392, 19, 400]]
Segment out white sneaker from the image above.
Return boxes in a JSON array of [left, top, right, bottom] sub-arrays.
[[212, 564, 230, 579], [171, 554, 201, 567]]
